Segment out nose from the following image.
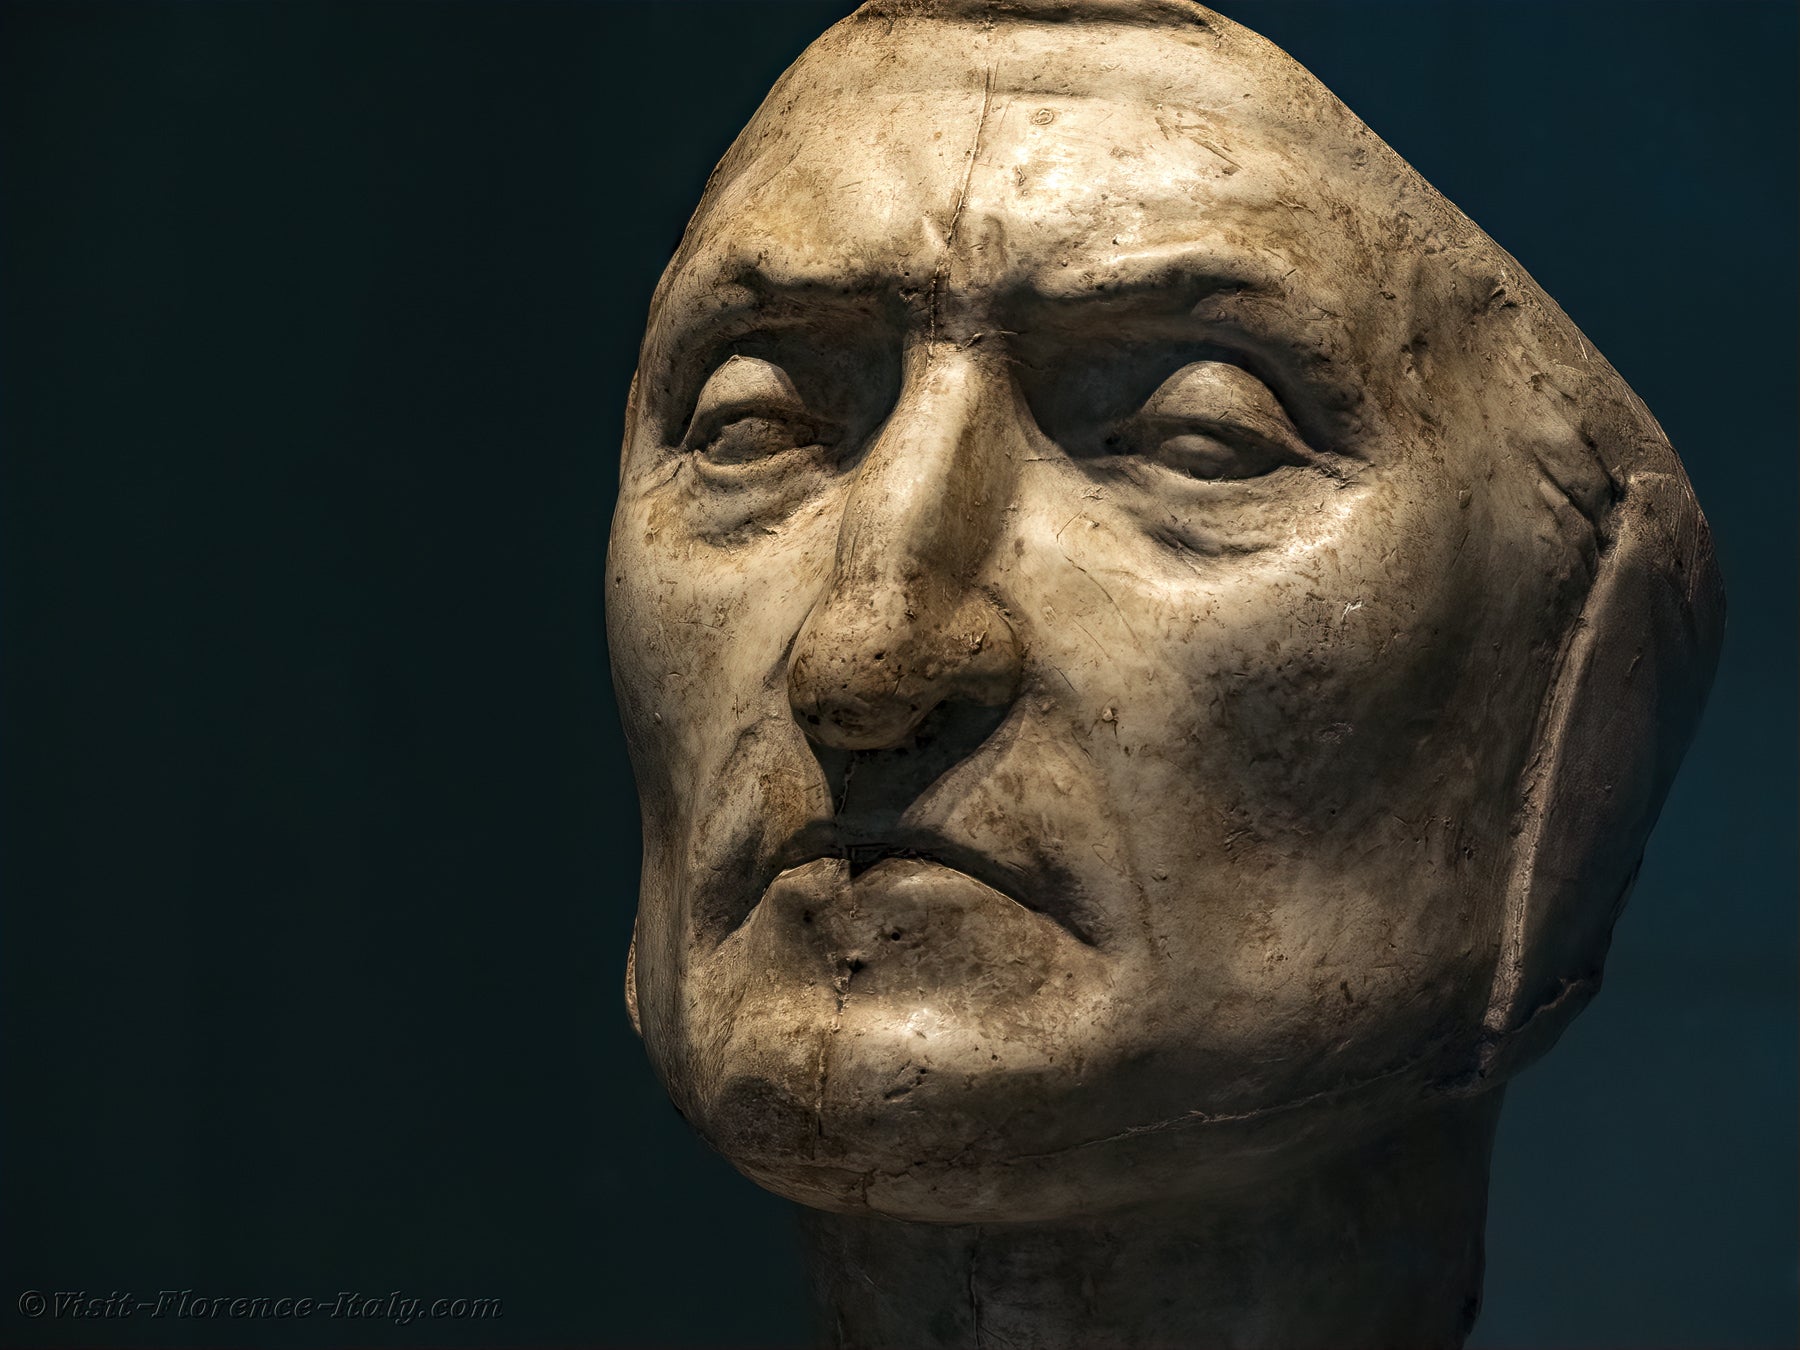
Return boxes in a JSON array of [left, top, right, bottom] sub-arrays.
[[787, 344, 1024, 751]]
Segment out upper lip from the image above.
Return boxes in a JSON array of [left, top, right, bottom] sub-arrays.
[[762, 819, 1098, 946]]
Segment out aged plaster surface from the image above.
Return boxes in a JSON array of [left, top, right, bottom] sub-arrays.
[[605, 2, 1724, 1346]]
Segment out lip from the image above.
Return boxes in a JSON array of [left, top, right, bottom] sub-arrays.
[[754, 820, 1099, 947]]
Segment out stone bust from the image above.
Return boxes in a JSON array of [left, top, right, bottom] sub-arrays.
[[605, 2, 1725, 1346]]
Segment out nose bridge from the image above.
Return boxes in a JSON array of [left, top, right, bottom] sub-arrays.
[[788, 343, 1023, 750], [837, 346, 1011, 593]]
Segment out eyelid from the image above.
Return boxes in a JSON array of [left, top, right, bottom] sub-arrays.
[[1139, 360, 1306, 445], [687, 355, 809, 435], [688, 396, 813, 446]]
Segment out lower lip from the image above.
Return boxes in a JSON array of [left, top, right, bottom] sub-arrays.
[[750, 855, 1078, 991]]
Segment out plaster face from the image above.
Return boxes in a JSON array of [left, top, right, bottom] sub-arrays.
[[605, 7, 1713, 1223]]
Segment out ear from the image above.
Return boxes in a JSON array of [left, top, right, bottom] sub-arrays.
[[625, 926, 642, 1038], [1472, 465, 1725, 1085]]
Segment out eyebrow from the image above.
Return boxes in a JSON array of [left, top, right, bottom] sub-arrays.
[[1020, 243, 1283, 310], [654, 242, 1291, 358], [647, 260, 888, 366], [641, 239, 1361, 458]]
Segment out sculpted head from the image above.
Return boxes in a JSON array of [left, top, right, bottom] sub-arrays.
[[606, 0, 1723, 1222]]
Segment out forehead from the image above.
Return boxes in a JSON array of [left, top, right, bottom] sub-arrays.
[[676, 17, 1394, 305]]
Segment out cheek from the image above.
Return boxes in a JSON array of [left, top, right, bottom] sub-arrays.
[[1017, 477, 1496, 842], [1204, 570, 1483, 832], [606, 488, 837, 790]]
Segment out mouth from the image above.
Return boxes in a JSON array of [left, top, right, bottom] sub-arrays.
[[750, 822, 1098, 948]]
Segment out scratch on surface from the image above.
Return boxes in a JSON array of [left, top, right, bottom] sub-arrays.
[[1053, 514, 1143, 647], [1069, 613, 1109, 659], [1004, 1040, 1455, 1165], [1046, 660, 1080, 695], [1059, 543, 1144, 651], [1188, 135, 1239, 174]]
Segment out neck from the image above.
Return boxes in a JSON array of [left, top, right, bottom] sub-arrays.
[[797, 1092, 1503, 1350]]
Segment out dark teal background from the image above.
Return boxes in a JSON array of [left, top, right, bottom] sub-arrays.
[[3, 3, 1793, 1347]]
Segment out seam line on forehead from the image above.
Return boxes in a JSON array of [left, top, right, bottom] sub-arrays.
[[925, 63, 997, 351]]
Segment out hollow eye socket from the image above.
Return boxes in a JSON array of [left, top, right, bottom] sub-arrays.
[[685, 355, 832, 467], [1108, 360, 1311, 481]]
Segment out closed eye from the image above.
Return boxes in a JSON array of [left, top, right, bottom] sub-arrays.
[[1104, 361, 1311, 481], [692, 408, 825, 465], [684, 355, 838, 467]]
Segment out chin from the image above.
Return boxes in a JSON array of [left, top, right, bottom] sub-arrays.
[[660, 987, 1473, 1224]]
